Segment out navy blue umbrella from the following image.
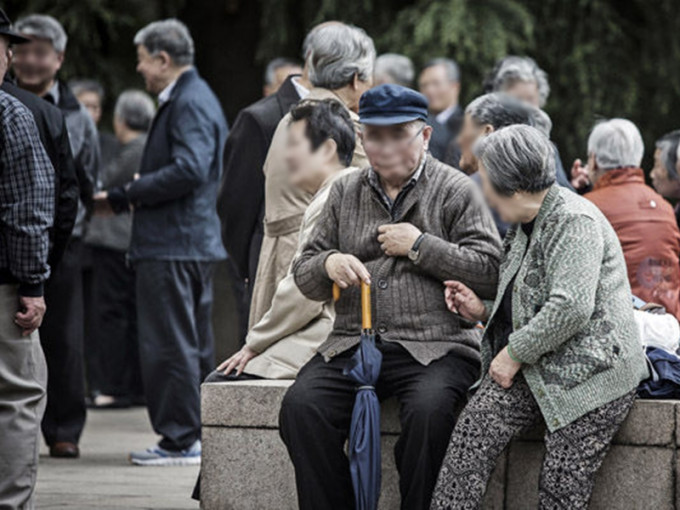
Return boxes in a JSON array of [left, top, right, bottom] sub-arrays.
[[334, 282, 383, 510]]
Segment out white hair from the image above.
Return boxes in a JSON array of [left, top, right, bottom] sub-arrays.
[[473, 124, 556, 195], [374, 53, 414, 87], [307, 23, 375, 90], [490, 56, 550, 107], [15, 14, 67, 53], [134, 19, 194, 66], [114, 90, 156, 132], [587, 118, 644, 170]]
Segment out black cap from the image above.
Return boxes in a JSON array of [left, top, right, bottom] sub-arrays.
[[359, 84, 429, 126], [0, 9, 30, 45]]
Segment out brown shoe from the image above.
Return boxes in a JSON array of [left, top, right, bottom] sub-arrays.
[[50, 442, 80, 458]]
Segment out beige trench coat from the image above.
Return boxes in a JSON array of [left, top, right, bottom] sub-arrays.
[[248, 87, 367, 328], [244, 168, 359, 378]]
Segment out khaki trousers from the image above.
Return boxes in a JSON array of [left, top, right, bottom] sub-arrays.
[[0, 285, 47, 510]]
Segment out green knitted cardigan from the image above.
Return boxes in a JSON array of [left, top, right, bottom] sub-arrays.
[[482, 185, 649, 431]]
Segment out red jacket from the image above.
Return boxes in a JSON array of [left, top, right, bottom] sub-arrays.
[[586, 167, 680, 319]]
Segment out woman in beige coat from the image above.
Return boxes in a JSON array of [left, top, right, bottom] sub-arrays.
[[207, 98, 358, 380]]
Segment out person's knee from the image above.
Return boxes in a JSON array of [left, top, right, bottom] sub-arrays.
[[279, 380, 320, 433]]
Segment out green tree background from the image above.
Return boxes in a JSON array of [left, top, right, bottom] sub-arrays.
[[6, 0, 680, 171]]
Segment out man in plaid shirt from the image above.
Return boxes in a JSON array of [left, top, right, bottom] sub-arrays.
[[0, 88, 55, 507]]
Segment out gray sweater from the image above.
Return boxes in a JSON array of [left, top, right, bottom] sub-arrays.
[[86, 135, 145, 252], [293, 155, 503, 365]]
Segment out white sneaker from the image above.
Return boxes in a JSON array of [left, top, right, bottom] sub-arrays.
[[129, 440, 201, 466]]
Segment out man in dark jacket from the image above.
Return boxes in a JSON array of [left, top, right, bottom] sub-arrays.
[[98, 19, 228, 466], [13, 13, 100, 459], [0, 8, 78, 270], [217, 72, 307, 340]]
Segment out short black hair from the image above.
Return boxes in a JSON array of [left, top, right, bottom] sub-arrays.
[[289, 98, 356, 167]]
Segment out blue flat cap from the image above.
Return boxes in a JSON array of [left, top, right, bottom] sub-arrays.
[[359, 84, 429, 126]]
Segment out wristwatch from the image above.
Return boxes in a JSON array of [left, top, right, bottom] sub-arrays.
[[408, 234, 426, 262]]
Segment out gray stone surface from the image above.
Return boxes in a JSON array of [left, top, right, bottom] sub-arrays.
[[517, 400, 677, 446], [506, 441, 675, 510], [36, 408, 199, 509]]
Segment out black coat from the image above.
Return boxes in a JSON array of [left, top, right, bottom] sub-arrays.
[[217, 74, 301, 281], [1, 79, 79, 269], [427, 107, 463, 167]]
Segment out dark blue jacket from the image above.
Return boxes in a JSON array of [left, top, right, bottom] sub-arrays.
[[127, 68, 228, 262]]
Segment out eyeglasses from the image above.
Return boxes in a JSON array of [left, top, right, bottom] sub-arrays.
[[362, 124, 425, 153]]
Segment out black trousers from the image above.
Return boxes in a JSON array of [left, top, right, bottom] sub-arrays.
[[279, 341, 480, 510], [91, 247, 142, 398], [136, 260, 216, 451], [41, 238, 87, 445]]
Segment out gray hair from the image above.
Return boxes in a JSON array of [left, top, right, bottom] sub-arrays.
[[374, 53, 415, 87], [114, 90, 156, 132], [473, 124, 556, 196], [134, 19, 194, 66], [527, 106, 552, 138], [307, 23, 375, 90], [264, 57, 301, 86], [465, 93, 533, 130], [69, 79, 104, 100], [15, 14, 67, 53], [489, 56, 550, 107], [656, 130, 680, 181], [422, 58, 460, 83], [587, 118, 644, 170]]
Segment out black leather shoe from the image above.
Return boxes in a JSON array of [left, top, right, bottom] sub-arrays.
[[50, 442, 80, 458]]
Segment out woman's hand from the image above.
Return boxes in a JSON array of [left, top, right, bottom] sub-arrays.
[[489, 347, 522, 389], [444, 280, 489, 322], [217, 345, 258, 377], [325, 253, 371, 289]]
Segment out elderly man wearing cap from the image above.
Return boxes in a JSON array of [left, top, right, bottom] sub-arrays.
[[280, 84, 502, 509]]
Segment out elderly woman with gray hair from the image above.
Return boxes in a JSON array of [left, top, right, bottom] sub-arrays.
[[88, 90, 155, 409], [430, 125, 648, 509]]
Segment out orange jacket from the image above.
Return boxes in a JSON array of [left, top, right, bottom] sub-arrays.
[[585, 167, 680, 319]]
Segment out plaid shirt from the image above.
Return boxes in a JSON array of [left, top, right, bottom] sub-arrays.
[[367, 155, 426, 219], [0, 91, 54, 296]]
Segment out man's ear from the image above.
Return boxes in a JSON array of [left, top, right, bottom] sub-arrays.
[[482, 124, 495, 135], [157, 50, 172, 69], [321, 138, 339, 163]]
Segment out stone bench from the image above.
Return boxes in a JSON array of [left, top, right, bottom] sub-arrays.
[[200, 380, 679, 509]]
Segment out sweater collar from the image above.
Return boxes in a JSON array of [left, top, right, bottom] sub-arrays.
[[592, 167, 645, 191]]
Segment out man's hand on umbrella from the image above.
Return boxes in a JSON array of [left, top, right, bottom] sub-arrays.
[[217, 345, 258, 377], [489, 347, 521, 389], [377, 223, 421, 256], [325, 253, 371, 289], [444, 280, 489, 322]]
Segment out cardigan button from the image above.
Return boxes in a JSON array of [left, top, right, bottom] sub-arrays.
[[537, 389, 545, 397], [378, 324, 387, 334], [552, 418, 560, 427], [328, 349, 337, 357], [378, 279, 388, 290]]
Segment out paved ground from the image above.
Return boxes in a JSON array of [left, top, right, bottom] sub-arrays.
[[35, 408, 200, 510]]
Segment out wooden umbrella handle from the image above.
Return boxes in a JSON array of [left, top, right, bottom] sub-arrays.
[[332, 281, 372, 330]]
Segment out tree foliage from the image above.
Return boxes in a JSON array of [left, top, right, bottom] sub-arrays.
[[5, 0, 680, 168]]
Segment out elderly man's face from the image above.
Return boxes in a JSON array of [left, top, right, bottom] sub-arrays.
[[136, 45, 169, 95], [362, 121, 431, 182], [418, 65, 459, 114], [76, 91, 103, 125], [457, 113, 491, 175], [503, 80, 541, 108], [651, 148, 680, 199], [12, 37, 63, 94]]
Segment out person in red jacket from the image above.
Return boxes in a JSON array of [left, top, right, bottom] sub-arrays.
[[579, 118, 680, 319]]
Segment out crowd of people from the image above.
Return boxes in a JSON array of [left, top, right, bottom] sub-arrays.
[[1, 8, 679, 510]]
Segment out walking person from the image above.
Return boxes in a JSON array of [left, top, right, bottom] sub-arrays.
[[13, 13, 100, 458], [96, 19, 228, 465], [430, 125, 649, 509], [0, 83, 55, 506]]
